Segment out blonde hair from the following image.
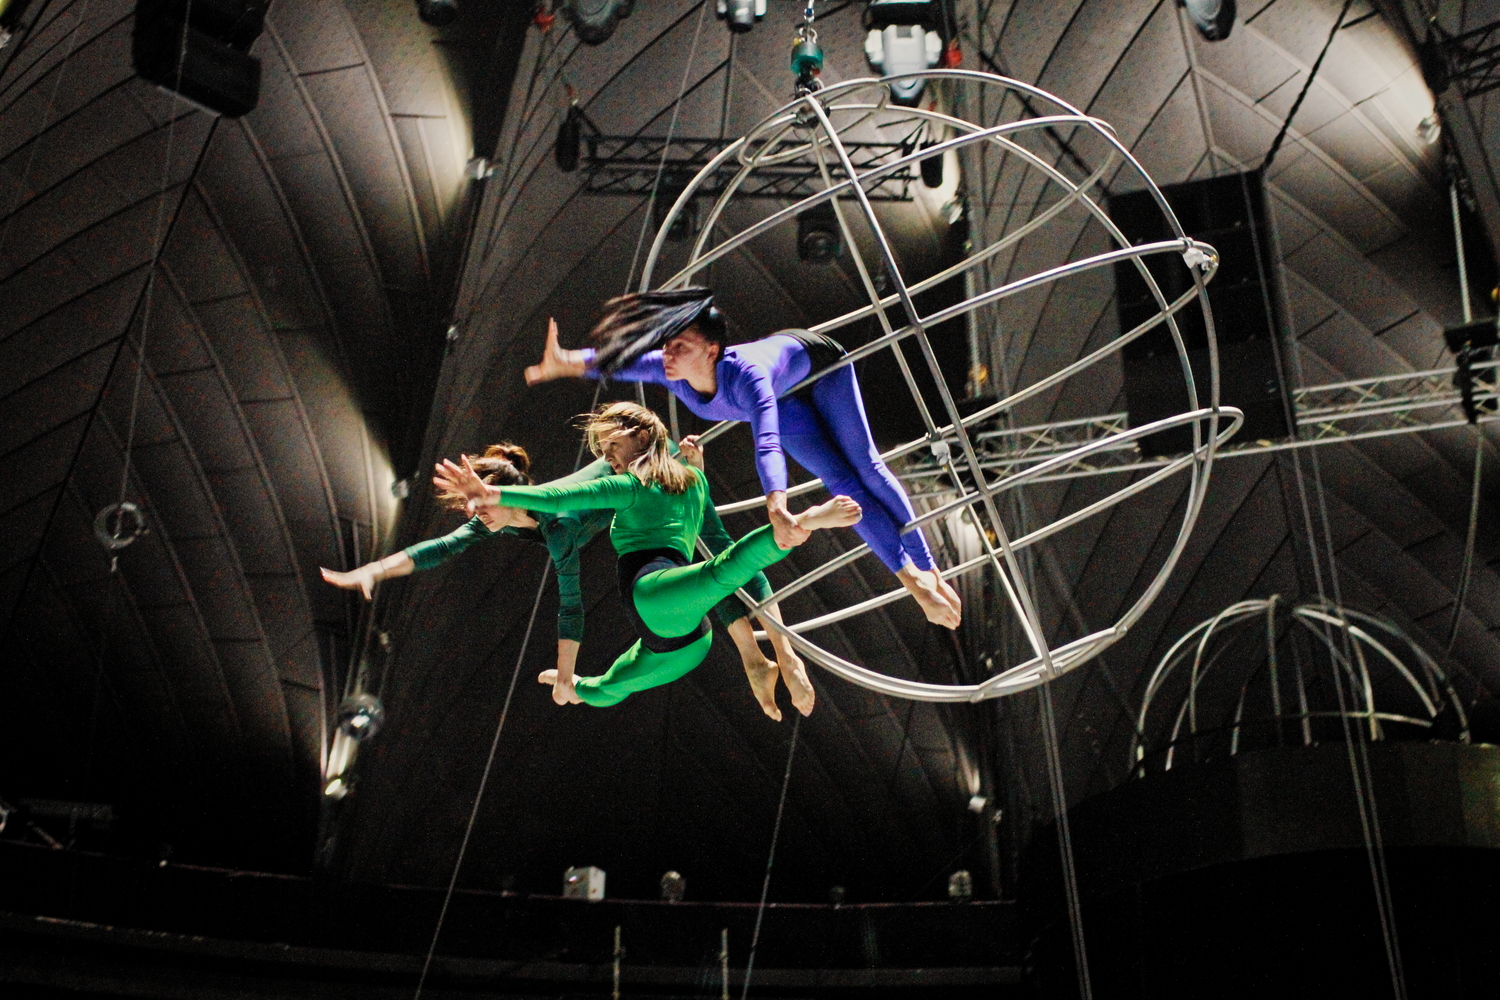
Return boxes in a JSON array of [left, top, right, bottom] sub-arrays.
[[435, 442, 531, 512], [580, 401, 693, 495]]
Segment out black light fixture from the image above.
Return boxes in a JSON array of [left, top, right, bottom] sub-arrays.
[[920, 140, 943, 188], [947, 869, 973, 901], [556, 105, 582, 172], [797, 202, 842, 263], [653, 179, 697, 242], [563, 0, 632, 45], [1181, 0, 1235, 41], [417, 0, 458, 26]]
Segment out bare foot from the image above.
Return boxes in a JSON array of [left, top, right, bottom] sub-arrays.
[[934, 573, 963, 623], [537, 669, 583, 704], [794, 495, 862, 532], [743, 656, 783, 722], [777, 650, 815, 716], [898, 566, 961, 630]]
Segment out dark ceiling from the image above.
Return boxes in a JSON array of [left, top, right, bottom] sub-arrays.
[[2, 0, 1498, 908]]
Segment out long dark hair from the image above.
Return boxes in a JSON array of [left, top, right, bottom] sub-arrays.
[[589, 287, 728, 374], [435, 443, 531, 512]]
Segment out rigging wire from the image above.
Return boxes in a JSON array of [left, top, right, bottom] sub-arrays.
[[412, 561, 552, 1000], [739, 713, 801, 1000], [1445, 429, 1485, 661]]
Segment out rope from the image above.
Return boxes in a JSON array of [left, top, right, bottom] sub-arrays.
[[1260, 0, 1353, 175], [1445, 429, 1484, 660], [412, 560, 551, 1000], [740, 713, 800, 1000], [117, 0, 196, 509], [623, 0, 708, 293]]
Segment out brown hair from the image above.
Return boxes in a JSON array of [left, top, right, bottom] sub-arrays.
[[435, 442, 531, 512], [579, 401, 693, 495]]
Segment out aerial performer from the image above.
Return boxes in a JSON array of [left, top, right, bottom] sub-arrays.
[[523, 288, 962, 629], [440, 401, 861, 709], [323, 437, 813, 721]]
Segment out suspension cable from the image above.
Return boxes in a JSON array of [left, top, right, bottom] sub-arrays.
[[1446, 429, 1485, 660], [740, 713, 800, 1000]]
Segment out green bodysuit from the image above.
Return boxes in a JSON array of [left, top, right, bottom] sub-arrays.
[[498, 466, 791, 707], [402, 457, 772, 642]]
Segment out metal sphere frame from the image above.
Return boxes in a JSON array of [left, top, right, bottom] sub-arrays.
[[1131, 596, 1470, 773], [639, 70, 1241, 702]]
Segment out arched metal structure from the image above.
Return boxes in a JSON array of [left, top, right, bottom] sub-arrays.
[[640, 70, 1241, 702], [1132, 595, 1471, 775]]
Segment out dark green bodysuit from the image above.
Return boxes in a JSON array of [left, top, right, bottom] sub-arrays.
[[402, 457, 771, 644], [497, 466, 790, 707]]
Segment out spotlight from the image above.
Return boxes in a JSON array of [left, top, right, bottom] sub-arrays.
[[947, 869, 973, 901], [863, 0, 943, 105], [920, 140, 943, 188], [797, 202, 842, 263], [967, 794, 987, 814], [417, 0, 458, 26], [563, 0, 632, 45], [564, 865, 607, 900], [653, 179, 698, 241], [1181, 0, 1234, 42], [323, 776, 350, 799], [338, 693, 385, 743], [716, 0, 765, 32], [660, 870, 686, 902]]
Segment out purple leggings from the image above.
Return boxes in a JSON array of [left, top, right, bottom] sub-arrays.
[[778, 364, 934, 573]]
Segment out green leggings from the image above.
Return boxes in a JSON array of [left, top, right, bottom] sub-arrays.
[[575, 526, 788, 707]]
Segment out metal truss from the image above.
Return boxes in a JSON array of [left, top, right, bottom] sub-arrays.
[[582, 134, 920, 201], [900, 359, 1500, 488], [1425, 19, 1500, 99]]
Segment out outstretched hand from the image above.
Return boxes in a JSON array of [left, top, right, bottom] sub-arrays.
[[321, 565, 377, 601], [524, 318, 585, 385]]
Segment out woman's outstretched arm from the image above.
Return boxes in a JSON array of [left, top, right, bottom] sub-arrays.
[[321, 552, 414, 600], [524, 318, 588, 384]]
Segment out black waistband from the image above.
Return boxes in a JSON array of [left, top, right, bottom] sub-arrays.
[[616, 548, 709, 654], [780, 330, 847, 401]]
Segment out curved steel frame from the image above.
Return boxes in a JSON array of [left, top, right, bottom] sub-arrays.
[[1132, 596, 1470, 771], [635, 71, 1232, 701]]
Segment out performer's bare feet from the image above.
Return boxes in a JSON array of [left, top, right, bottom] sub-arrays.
[[793, 495, 862, 532], [538, 669, 583, 704], [742, 655, 783, 722], [898, 565, 961, 630], [777, 650, 816, 717]]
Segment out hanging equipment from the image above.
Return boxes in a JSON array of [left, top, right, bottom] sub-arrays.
[[790, 1, 822, 97]]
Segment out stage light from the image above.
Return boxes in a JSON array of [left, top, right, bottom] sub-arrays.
[[863, 0, 942, 105], [338, 693, 385, 743], [1182, 0, 1234, 41], [323, 776, 349, 799], [556, 105, 582, 172], [660, 870, 685, 902], [716, 0, 765, 32], [564, 865, 606, 900], [797, 202, 841, 263], [947, 869, 973, 901], [829, 884, 846, 905], [967, 794, 987, 813], [563, 0, 631, 45], [416, 0, 457, 25]]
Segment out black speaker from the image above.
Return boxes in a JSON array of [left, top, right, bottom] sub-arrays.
[[1111, 171, 1293, 457], [133, 0, 265, 117]]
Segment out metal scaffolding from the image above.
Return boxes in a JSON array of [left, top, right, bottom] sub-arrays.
[[898, 358, 1500, 489]]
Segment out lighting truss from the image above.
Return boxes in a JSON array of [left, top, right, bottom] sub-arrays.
[[1427, 19, 1500, 99], [582, 135, 919, 201], [899, 359, 1500, 488]]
